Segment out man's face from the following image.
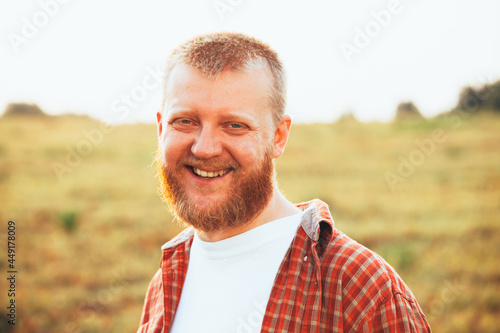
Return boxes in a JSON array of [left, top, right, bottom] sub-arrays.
[[156, 63, 279, 233]]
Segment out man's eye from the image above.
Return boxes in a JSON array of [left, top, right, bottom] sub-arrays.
[[170, 118, 197, 131], [225, 123, 249, 133], [173, 118, 192, 126]]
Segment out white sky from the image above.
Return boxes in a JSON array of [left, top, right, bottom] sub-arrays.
[[1, 0, 499, 124]]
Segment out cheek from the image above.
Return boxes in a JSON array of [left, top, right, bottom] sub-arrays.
[[161, 134, 192, 163], [229, 139, 267, 168]]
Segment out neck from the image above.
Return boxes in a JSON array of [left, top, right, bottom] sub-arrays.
[[196, 184, 301, 242]]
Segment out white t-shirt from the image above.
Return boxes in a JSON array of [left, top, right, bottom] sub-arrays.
[[169, 211, 303, 333]]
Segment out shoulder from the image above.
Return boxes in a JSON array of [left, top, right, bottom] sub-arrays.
[[320, 230, 429, 331], [146, 268, 163, 294], [138, 269, 164, 332], [321, 229, 409, 294]]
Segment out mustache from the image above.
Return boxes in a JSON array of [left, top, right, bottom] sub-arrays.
[[177, 156, 240, 170]]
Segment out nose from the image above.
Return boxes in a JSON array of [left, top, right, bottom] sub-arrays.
[[191, 124, 223, 159]]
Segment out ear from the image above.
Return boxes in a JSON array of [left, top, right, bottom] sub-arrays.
[[156, 111, 163, 137], [272, 115, 292, 159]]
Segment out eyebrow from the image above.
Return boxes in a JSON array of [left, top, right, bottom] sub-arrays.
[[164, 108, 193, 119], [219, 111, 257, 124], [166, 108, 258, 125]]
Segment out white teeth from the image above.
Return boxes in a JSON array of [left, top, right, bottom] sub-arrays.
[[193, 168, 229, 178]]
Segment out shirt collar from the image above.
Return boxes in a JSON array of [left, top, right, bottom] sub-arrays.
[[161, 199, 334, 250], [296, 199, 334, 244]]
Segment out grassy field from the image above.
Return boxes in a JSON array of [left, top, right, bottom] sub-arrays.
[[0, 112, 499, 332]]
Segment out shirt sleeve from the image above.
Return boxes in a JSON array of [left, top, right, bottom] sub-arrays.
[[137, 268, 165, 333], [359, 292, 431, 333]]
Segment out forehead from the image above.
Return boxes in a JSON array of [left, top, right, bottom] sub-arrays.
[[164, 63, 273, 119]]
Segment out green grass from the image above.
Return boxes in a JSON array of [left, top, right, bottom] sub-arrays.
[[0, 113, 499, 332]]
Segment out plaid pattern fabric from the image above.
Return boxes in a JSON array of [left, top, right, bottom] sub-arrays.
[[138, 199, 431, 333]]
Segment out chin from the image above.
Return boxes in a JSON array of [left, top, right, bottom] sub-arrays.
[[192, 196, 229, 214]]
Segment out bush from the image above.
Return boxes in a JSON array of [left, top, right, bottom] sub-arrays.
[[455, 80, 500, 113], [2, 103, 47, 117], [394, 101, 423, 121], [59, 211, 78, 232]]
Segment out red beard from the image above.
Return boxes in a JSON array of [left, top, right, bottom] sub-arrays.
[[156, 146, 275, 234]]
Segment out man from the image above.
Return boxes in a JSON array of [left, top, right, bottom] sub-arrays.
[[138, 32, 431, 333]]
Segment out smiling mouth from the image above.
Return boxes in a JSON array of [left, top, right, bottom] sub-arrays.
[[189, 166, 232, 179]]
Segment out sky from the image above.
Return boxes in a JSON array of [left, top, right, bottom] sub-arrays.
[[1, 0, 499, 124]]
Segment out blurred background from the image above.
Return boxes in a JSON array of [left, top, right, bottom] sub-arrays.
[[1, 0, 499, 332]]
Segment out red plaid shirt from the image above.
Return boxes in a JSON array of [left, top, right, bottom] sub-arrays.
[[138, 199, 431, 332]]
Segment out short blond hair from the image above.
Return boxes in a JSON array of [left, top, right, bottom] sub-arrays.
[[162, 32, 286, 127]]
